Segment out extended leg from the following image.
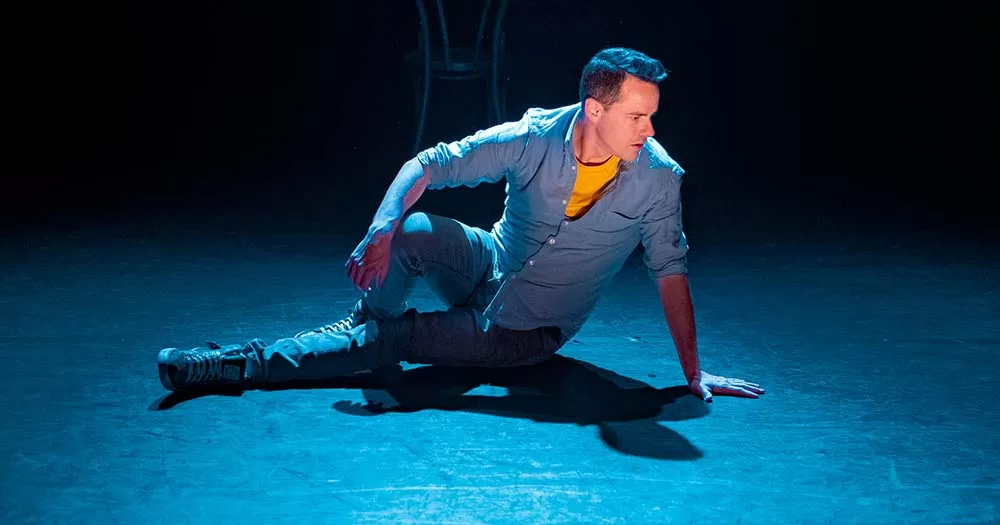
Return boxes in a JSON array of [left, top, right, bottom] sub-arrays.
[[262, 307, 562, 384], [158, 306, 563, 392]]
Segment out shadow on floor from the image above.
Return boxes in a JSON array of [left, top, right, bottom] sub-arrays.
[[343, 355, 709, 460], [151, 355, 709, 460]]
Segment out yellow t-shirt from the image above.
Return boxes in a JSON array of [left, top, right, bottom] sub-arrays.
[[565, 155, 620, 219]]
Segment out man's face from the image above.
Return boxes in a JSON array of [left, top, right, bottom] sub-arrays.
[[588, 75, 659, 162]]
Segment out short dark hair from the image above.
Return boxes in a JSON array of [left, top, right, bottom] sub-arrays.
[[578, 47, 669, 107]]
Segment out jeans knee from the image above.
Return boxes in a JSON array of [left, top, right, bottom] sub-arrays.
[[400, 211, 433, 235], [392, 211, 438, 263]]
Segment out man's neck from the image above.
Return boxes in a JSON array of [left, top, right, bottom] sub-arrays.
[[573, 118, 613, 165]]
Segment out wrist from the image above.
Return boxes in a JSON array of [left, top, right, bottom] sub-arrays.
[[369, 214, 398, 235]]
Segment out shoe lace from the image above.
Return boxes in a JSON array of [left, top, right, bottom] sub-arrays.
[[185, 350, 223, 383], [308, 310, 364, 334], [320, 315, 358, 332]]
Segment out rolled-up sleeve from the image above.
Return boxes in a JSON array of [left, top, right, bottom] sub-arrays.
[[416, 112, 532, 189], [640, 172, 689, 278]]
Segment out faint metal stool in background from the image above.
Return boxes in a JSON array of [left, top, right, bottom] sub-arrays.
[[405, 0, 511, 156]]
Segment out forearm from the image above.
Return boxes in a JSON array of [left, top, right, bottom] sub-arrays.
[[371, 158, 431, 232], [657, 274, 700, 383]]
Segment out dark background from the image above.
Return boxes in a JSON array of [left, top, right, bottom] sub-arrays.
[[11, 0, 997, 243]]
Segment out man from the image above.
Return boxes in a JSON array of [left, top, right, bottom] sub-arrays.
[[157, 47, 765, 403]]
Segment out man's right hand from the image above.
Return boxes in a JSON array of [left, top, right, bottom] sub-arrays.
[[346, 221, 395, 292]]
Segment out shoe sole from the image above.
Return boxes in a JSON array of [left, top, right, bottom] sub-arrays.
[[157, 348, 179, 391]]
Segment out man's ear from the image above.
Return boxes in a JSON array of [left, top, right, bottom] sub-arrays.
[[583, 98, 603, 120]]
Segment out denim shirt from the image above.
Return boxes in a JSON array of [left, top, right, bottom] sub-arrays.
[[416, 103, 688, 340]]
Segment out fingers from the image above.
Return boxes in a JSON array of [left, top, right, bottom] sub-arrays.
[[722, 377, 765, 394], [693, 373, 766, 401], [346, 233, 395, 292], [731, 387, 760, 399], [346, 256, 365, 291], [346, 255, 371, 291], [346, 257, 358, 287], [731, 379, 766, 395], [733, 380, 759, 388], [346, 253, 391, 292], [357, 270, 372, 292], [376, 263, 390, 289], [364, 250, 392, 290], [360, 263, 378, 292], [712, 386, 760, 399]]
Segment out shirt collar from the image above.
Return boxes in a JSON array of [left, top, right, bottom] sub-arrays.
[[562, 104, 581, 147]]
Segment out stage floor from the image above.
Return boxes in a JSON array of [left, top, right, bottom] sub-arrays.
[[2, 214, 997, 524]]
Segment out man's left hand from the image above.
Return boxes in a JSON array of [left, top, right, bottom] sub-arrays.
[[690, 371, 765, 402]]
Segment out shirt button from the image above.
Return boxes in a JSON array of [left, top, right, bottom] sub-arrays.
[[561, 199, 568, 205], [529, 259, 535, 266], [562, 220, 569, 226], [548, 238, 556, 245]]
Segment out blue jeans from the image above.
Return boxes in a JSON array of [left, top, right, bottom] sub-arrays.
[[252, 212, 565, 385]]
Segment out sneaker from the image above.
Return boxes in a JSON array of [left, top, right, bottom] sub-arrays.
[[294, 304, 367, 338], [157, 341, 258, 392]]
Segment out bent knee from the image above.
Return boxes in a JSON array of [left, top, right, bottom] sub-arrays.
[[400, 211, 433, 235], [393, 212, 476, 266], [394, 211, 441, 253]]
